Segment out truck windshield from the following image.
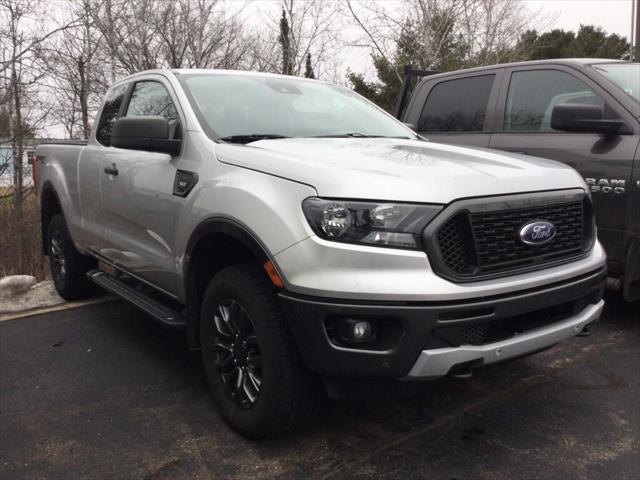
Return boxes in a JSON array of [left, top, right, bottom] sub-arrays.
[[179, 73, 414, 141], [593, 63, 640, 102]]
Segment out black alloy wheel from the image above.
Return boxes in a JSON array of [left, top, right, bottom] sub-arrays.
[[49, 227, 67, 284], [199, 263, 318, 439], [47, 213, 96, 300], [210, 299, 263, 408]]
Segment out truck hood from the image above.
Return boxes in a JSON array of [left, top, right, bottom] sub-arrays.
[[215, 138, 586, 204]]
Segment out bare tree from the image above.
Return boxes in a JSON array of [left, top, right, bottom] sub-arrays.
[[87, 0, 249, 74], [38, 0, 108, 139], [345, 0, 542, 72], [249, 0, 344, 79], [0, 0, 61, 273]]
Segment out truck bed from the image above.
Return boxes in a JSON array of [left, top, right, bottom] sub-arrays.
[[39, 139, 88, 147]]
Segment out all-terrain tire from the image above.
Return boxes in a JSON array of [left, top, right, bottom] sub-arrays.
[[200, 263, 318, 440], [47, 214, 96, 301]]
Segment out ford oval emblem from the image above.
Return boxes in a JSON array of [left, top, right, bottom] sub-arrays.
[[519, 221, 556, 246]]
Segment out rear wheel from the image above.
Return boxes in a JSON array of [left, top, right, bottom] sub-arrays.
[[48, 214, 96, 300], [200, 263, 317, 439]]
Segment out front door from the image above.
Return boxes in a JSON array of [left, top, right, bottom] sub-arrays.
[[78, 83, 128, 250], [99, 78, 184, 294], [489, 67, 640, 274]]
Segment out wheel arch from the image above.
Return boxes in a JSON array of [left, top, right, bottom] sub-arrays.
[[40, 182, 64, 255], [183, 217, 283, 350]]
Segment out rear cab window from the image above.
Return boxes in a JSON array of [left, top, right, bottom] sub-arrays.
[[418, 75, 496, 133]]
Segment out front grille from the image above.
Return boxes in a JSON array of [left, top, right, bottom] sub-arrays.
[[435, 198, 590, 279], [437, 213, 476, 275]]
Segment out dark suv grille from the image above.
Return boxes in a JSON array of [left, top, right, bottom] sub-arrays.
[[434, 198, 591, 280]]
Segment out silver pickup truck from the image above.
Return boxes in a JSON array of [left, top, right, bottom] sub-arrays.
[[36, 69, 606, 439]]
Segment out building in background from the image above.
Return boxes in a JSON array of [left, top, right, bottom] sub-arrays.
[[0, 139, 49, 187]]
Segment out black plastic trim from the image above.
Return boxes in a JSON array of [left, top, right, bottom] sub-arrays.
[[183, 217, 280, 350], [279, 266, 606, 379], [173, 170, 199, 197], [40, 183, 65, 255]]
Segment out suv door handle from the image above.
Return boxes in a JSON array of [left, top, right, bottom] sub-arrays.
[[104, 164, 118, 176]]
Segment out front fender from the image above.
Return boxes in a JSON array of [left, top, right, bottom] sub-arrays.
[[174, 161, 317, 300]]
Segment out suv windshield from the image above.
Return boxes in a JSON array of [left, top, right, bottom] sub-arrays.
[[179, 73, 414, 141], [593, 63, 640, 102]]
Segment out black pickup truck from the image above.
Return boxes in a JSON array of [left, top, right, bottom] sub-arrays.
[[400, 59, 640, 301]]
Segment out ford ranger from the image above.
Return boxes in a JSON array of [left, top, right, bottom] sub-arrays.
[[36, 70, 606, 439]]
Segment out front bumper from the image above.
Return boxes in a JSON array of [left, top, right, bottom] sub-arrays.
[[404, 300, 603, 379], [279, 266, 606, 379]]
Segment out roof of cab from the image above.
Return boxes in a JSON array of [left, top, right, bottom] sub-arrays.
[[418, 58, 631, 80], [111, 68, 328, 88]]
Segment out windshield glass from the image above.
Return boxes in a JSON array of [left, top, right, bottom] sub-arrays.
[[179, 73, 414, 140], [593, 63, 640, 102]]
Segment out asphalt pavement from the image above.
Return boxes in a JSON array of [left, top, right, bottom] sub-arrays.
[[0, 295, 638, 480]]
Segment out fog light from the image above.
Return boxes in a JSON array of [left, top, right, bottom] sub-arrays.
[[353, 321, 372, 340], [326, 317, 379, 347]]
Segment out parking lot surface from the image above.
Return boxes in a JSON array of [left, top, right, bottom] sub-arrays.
[[1, 295, 638, 480]]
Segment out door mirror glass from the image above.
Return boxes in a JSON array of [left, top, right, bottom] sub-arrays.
[[551, 104, 624, 135], [111, 116, 181, 155]]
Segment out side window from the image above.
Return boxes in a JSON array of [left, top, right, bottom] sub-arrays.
[[126, 81, 180, 139], [126, 81, 178, 122], [96, 84, 127, 146], [505, 70, 606, 132], [418, 75, 495, 133]]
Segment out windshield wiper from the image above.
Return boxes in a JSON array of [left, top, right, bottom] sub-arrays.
[[219, 134, 290, 144], [313, 132, 377, 138], [312, 133, 412, 139]]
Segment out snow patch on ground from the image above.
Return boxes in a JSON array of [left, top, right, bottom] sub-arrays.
[[0, 276, 65, 314]]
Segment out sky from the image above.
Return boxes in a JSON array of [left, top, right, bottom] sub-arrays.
[[522, 0, 633, 38]]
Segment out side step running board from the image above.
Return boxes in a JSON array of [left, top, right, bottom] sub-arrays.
[[87, 269, 186, 328]]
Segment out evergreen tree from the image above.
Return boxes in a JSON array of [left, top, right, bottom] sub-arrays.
[[515, 25, 629, 61], [304, 52, 315, 79], [279, 8, 293, 75]]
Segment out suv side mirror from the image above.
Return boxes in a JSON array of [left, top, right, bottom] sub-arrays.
[[111, 116, 181, 155], [550, 104, 624, 135]]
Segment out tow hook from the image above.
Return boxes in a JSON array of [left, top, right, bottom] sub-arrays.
[[450, 371, 473, 379], [576, 325, 592, 338]]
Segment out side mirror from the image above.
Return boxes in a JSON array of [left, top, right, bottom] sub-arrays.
[[550, 104, 624, 135], [403, 122, 417, 132], [111, 116, 181, 155]]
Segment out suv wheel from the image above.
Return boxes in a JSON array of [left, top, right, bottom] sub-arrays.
[[48, 214, 96, 300], [200, 263, 317, 439]]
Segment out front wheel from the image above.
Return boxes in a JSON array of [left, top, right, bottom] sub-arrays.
[[200, 263, 318, 439], [47, 214, 96, 300]]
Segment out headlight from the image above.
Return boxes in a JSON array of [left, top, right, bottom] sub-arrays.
[[302, 198, 442, 249]]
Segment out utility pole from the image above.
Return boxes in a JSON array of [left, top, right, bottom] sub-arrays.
[[635, 0, 640, 61]]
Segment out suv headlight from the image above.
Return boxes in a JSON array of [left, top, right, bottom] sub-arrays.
[[302, 197, 442, 249]]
